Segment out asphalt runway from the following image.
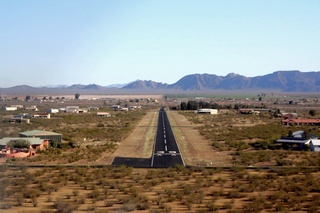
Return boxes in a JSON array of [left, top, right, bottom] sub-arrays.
[[112, 107, 184, 168], [151, 107, 184, 168]]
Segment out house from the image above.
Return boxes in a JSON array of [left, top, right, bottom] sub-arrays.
[[276, 137, 311, 147], [0, 137, 49, 158], [46, 108, 59, 114], [310, 140, 320, 152], [66, 106, 79, 113], [97, 112, 111, 117], [59, 107, 66, 112], [78, 108, 88, 113], [129, 106, 141, 110], [32, 112, 51, 119], [197, 109, 218, 114], [24, 105, 38, 111], [2, 106, 18, 111], [9, 113, 30, 123], [119, 107, 129, 111], [275, 130, 317, 149], [10, 115, 24, 123], [112, 105, 120, 111], [281, 112, 298, 119], [20, 130, 62, 142]]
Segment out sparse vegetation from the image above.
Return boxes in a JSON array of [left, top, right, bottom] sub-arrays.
[[1, 94, 320, 212], [0, 166, 320, 212]]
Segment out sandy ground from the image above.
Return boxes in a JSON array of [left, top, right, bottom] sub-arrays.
[[103, 109, 158, 164], [166, 110, 232, 167]]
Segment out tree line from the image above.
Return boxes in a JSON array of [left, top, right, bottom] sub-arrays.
[[170, 100, 268, 111], [177, 101, 229, 110]]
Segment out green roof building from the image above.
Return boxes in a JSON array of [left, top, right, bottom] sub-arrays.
[[19, 130, 62, 142]]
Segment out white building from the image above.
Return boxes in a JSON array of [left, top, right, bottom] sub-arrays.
[[97, 112, 111, 117], [310, 140, 320, 152], [32, 113, 51, 119], [78, 108, 88, 113], [24, 106, 38, 111], [197, 109, 218, 114], [119, 108, 129, 111], [129, 105, 141, 110], [2, 106, 18, 111], [66, 106, 79, 113], [46, 108, 59, 114]]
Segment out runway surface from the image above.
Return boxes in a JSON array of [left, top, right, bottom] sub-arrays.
[[112, 107, 184, 168], [151, 107, 184, 168]]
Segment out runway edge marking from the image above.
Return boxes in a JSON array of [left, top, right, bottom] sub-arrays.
[[165, 108, 186, 167]]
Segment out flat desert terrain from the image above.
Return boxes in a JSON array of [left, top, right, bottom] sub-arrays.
[[105, 109, 232, 167]]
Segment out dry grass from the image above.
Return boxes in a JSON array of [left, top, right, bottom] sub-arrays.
[[101, 109, 234, 167], [104, 109, 158, 164], [178, 109, 320, 167], [167, 110, 233, 167], [2, 98, 320, 212], [2, 166, 320, 212]]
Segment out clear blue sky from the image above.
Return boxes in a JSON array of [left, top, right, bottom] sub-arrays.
[[1, 0, 319, 87]]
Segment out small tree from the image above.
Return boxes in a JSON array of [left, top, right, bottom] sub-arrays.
[[75, 93, 80, 100], [7, 139, 31, 149], [50, 139, 61, 148], [25, 95, 31, 101], [309, 109, 316, 117], [180, 102, 187, 110]]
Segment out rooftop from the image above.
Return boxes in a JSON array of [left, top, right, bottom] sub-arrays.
[[0, 137, 45, 146], [311, 139, 320, 146], [20, 130, 61, 136], [276, 137, 311, 144]]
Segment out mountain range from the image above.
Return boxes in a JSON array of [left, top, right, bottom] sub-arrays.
[[1, 71, 320, 95], [122, 70, 320, 92]]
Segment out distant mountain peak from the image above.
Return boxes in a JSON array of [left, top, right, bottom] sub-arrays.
[[66, 84, 104, 90], [123, 80, 168, 89], [226, 73, 239, 77]]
